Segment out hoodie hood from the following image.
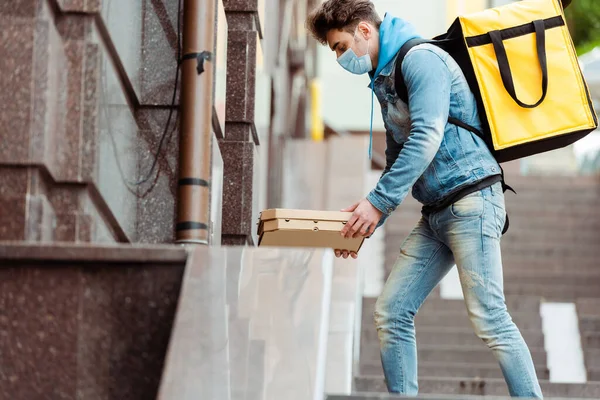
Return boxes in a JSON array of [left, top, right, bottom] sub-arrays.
[[371, 13, 421, 81], [365, 13, 420, 159]]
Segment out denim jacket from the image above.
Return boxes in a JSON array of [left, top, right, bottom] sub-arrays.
[[366, 44, 501, 228]]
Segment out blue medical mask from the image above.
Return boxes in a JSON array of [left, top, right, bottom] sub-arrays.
[[337, 29, 372, 75]]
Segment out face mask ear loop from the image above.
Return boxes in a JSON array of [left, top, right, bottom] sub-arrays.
[[369, 79, 374, 160]]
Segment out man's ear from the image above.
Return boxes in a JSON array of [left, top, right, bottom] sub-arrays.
[[357, 21, 372, 39]]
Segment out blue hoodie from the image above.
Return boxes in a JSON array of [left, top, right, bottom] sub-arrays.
[[367, 14, 421, 158]]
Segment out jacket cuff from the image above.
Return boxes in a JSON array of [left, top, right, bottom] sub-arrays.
[[367, 191, 396, 215]]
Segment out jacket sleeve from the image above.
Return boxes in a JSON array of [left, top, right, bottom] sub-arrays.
[[367, 48, 452, 221], [381, 129, 403, 179]]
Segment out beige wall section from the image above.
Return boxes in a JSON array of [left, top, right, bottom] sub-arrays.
[[445, 0, 488, 26]]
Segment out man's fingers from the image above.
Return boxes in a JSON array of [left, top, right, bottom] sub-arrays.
[[363, 224, 377, 237], [348, 213, 367, 238], [352, 221, 366, 238], [336, 249, 358, 259], [355, 222, 371, 238], [341, 213, 359, 237]]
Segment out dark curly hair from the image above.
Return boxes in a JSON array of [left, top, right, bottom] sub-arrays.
[[306, 0, 382, 46]]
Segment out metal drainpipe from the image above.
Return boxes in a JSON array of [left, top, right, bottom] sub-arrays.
[[175, 0, 215, 244]]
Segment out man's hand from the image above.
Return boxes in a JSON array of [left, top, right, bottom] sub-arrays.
[[340, 198, 383, 239], [334, 249, 358, 259]]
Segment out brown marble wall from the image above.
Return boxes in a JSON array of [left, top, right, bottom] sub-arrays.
[[0, 242, 186, 400], [220, 0, 261, 246], [0, 168, 29, 241], [0, 1, 66, 174], [0, 164, 122, 242], [55, 13, 97, 182], [0, 0, 221, 244], [220, 141, 255, 245]]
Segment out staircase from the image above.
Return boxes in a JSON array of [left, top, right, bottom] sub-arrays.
[[352, 175, 600, 399]]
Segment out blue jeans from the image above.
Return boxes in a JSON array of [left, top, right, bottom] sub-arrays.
[[374, 183, 543, 398]]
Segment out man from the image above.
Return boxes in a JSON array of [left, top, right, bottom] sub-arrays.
[[306, 0, 543, 398]]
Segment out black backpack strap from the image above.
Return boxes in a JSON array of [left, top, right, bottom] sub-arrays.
[[393, 38, 431, 104], [382, 39, 430, 175], [382, 130, 403, 178], [499, 166, 516, 195], [499, 165, 516, 235], [393, 39, 485, 141]]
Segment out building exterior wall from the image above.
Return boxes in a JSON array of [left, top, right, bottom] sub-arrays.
[[0, 0, 205, 244]]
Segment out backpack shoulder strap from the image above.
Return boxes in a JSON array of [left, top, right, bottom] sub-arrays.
[[393, 38, 486, 141], [393, 38, 431, 104]]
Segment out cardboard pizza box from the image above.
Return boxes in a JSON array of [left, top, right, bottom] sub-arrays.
[[257, 209, 365, 253]]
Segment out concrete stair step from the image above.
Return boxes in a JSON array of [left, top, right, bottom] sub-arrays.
[[360, 323, 544, 346], [381, 269, 600, 289], [384, 256, 600, 278], [384, 250, 600, 267], [499, 263, 600, 275], [501, 267, 600, 277], [587, 368, 600, 382], [502, 231, 600, 246], [483, 253, 599, 265], [361, 328, 545, 350], [384, 247, 600, 266], [359, 345, 547, 369], [385, 232, 600, 245], [584, 349, 600, 369], [489, 247, 600, 258], [359, 361, 549, 381], [386, 214, 600, 235], [577, 298, 600, 317], [386, 220, 600, 237], [582, 333, 600, 349], [354, 376, 600, 398], [362, 297, 541, 316], [417, 362, 550, 381], [504, 270, 600, 279], [361, 308, 543, 329], [329, 395, 509, 400], [503, 274, 600, 285], [503, 283, 600, 301], [500, 243, 600, 256], [361, 308, 542, 331], [501, 246, 600, 257], [411, 313, 542, 331], [579, 317, 600, 333]]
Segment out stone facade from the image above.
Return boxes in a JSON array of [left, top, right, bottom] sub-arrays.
[[0, 0, 224, 244]]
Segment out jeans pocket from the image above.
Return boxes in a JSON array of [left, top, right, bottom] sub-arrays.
[[450, 192, 484, 219], [492, 202, 507, 234]]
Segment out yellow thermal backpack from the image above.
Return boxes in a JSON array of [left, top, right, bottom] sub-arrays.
[[394, 0, 598, 163]]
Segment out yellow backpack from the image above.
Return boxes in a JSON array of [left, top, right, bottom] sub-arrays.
[[394, 0, 597, 163]]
